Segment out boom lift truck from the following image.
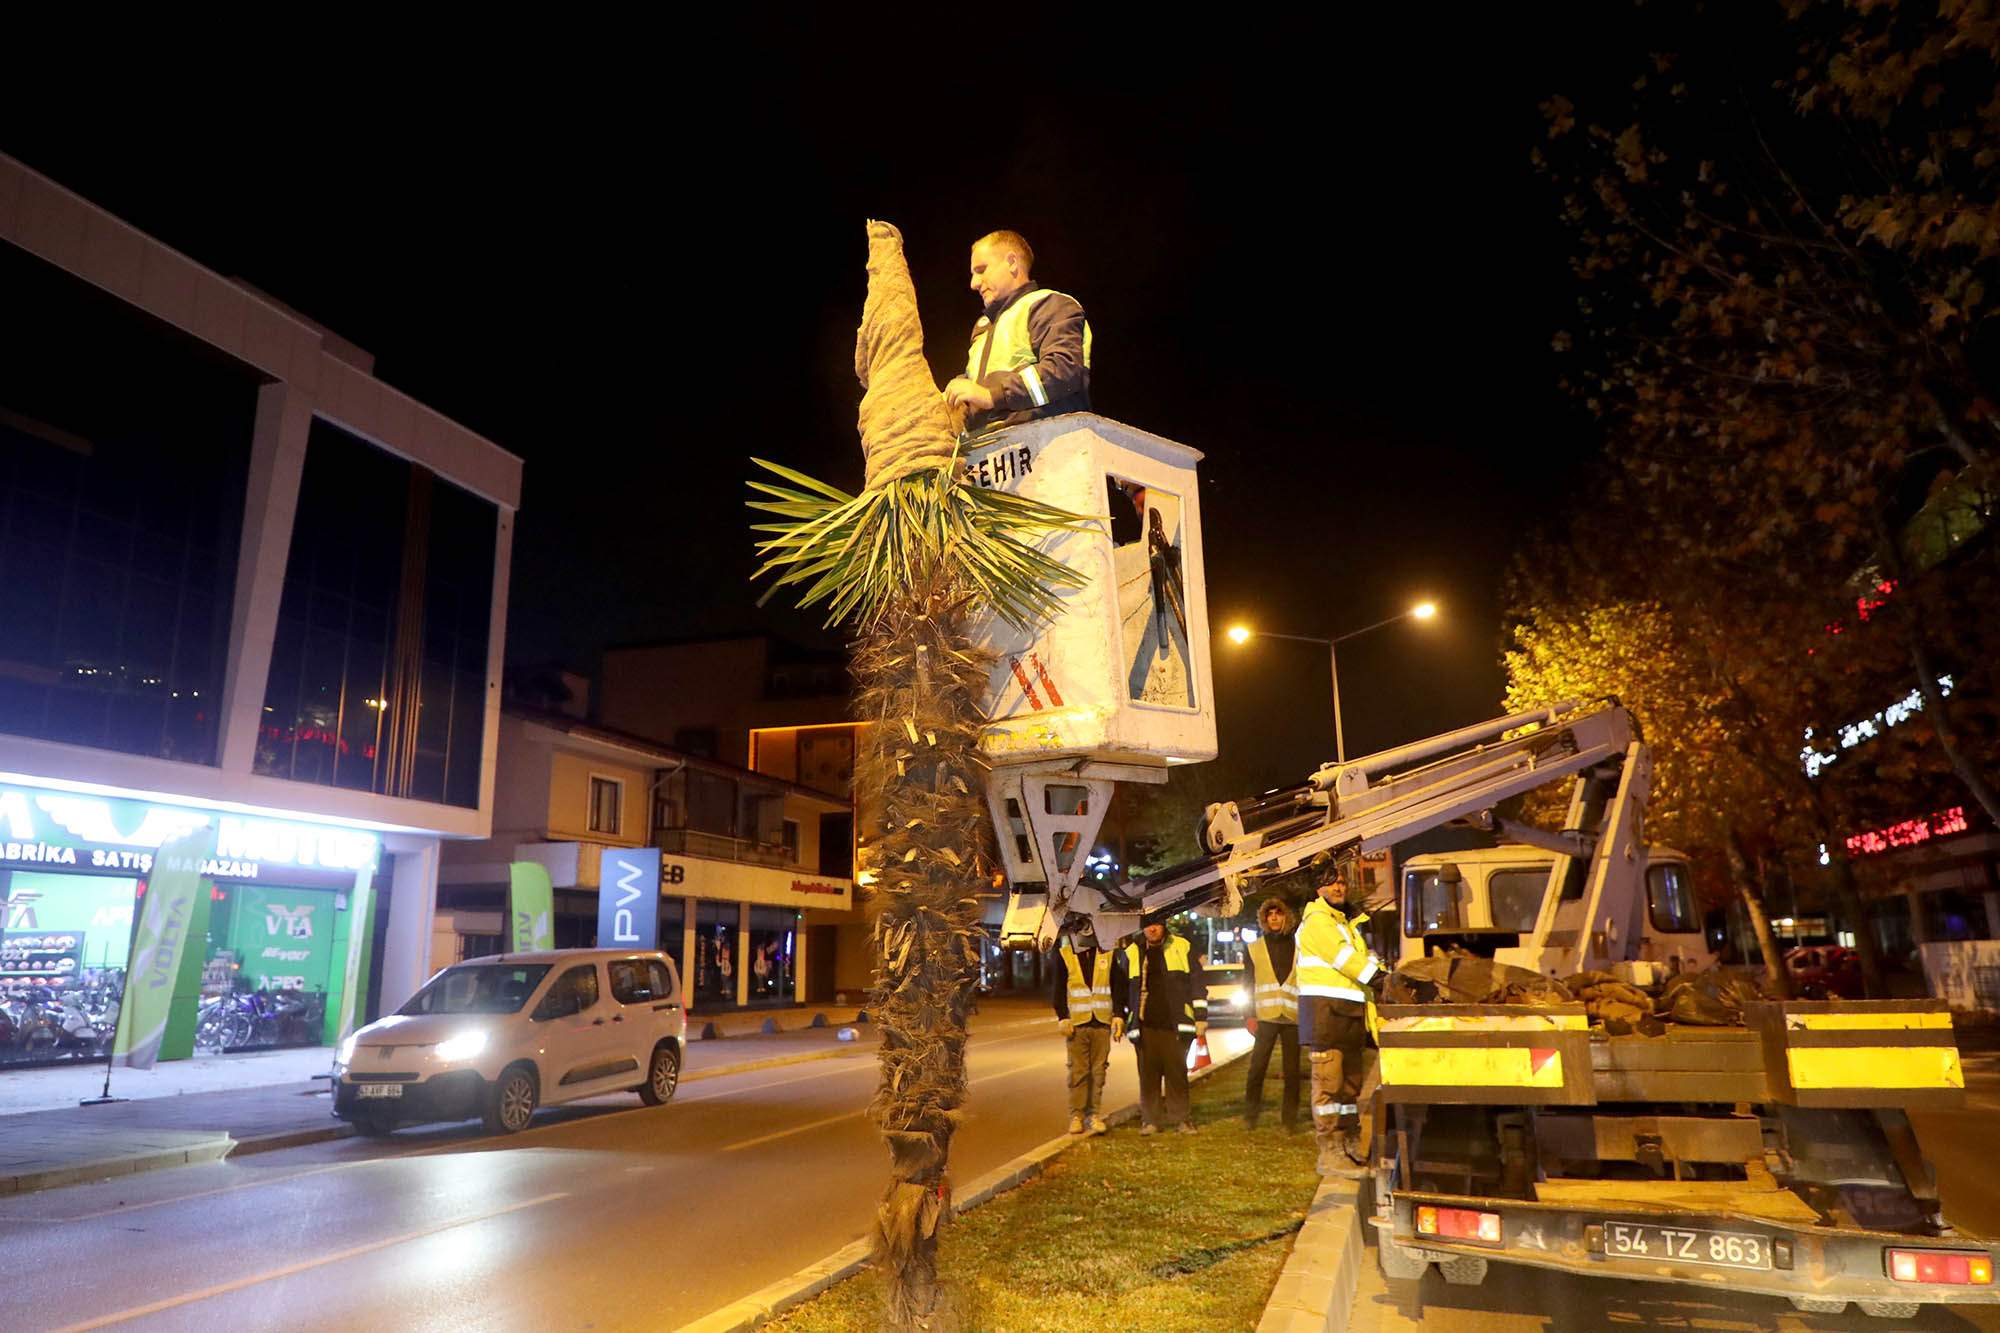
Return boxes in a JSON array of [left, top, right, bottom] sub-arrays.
[[965, 415, 1988, 1321]]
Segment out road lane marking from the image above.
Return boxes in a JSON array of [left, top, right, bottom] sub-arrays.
[[719, 1058, 1051, 1152], [12, 1028, 1059, 1225], [43, 1190, 571, 1331]]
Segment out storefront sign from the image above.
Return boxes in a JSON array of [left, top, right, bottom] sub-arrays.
[[113, 826, 217, 1070], [598, 847, 660, 949], [1, 930, 85, 980], [0, 785, 378, 884], [508, 862, 554, 952], [656, 855, 852, 911]]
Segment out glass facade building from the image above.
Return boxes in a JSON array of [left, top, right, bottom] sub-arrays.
[[255, 420, 494, 807], [0, 243, 254, 765], [0, 152, 520, 1072]]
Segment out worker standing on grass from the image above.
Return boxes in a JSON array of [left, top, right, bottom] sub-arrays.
[[1120, 920, 1208, 1135], [1242, 897, 1303, 1132], [1297, 855, 1384, 1177], [1052, 924, 1121, 1136]]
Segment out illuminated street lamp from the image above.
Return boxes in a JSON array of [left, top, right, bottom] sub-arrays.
[[1226, 603, 1439, 763]]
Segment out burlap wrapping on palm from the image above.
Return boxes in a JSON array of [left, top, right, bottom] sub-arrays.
[[749, 221, 1085, 1332]]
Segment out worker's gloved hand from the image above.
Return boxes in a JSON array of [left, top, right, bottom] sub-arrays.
[[1058, 1018, 1074, 1038], [1111, 1017, 1126, 1042], [1196, 1022, 1209, 1039]]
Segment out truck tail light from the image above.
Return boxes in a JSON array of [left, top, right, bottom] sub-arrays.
[[1416, 1206, 1501, 1244], [1886, 1249, 1993, 1285]]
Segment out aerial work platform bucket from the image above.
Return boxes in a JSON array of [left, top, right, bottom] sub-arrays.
[[964, 414, 1217, 946]]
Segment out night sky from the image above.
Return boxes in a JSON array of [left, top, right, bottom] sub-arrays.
[[6, 10, 1619, 792]]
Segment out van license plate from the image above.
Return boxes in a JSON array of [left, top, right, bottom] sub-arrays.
[[1602, 1222, 1769, 1269], [356, 1083, 403, 1099]]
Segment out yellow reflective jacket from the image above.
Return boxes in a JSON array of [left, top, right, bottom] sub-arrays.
[[1296, 898, 1383, 1006], [1059, 943, 1114, 1025], [1246, 934, 1298, 1023]]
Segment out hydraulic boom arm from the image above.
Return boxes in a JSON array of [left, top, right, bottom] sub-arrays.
[[997, 699, 1651, 975]]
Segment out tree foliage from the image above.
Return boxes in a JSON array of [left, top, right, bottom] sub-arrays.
[[1532, 0, 2000, 909]]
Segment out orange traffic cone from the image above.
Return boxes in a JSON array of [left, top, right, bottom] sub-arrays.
[[1189, 1038, 1212, 1072]]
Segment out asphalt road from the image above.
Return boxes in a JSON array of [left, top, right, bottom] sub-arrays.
[[1345, 1052, 2000, 1333], [0, 1001, 1252, 1332]]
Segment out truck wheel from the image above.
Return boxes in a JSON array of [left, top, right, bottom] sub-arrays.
[[1378, 1240, 1430, 1280], [1857, 1301, 1921, 1320], [1437, 1255, 1488, 1286], [483, 1064, 539, 1134], [1787, 1297, 1847, 1314]]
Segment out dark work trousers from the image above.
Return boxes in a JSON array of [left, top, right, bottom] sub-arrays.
[[1065, 1021, 1112, 1116], [1134, 1028, 1192, 1129], [1243, 1018, 1301, 1129], [1304, 997, 1369, 1153]]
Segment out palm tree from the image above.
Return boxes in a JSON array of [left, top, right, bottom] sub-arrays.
[[749, 221, 1084, 1331]]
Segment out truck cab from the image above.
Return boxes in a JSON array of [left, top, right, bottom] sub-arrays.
[[1395, 845, 1717, 979]]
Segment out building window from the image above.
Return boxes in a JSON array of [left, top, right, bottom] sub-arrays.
[[254, 420, 496, 806], [589, 776, 623, 836], [782, 819, 800, 862], [0, 243, 254, 764]]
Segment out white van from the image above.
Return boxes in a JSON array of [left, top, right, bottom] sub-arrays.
[[333, 948, 688, 1135]]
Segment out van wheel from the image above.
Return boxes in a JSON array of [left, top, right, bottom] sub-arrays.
[[638, 1043, 681, 1106], [484, 1064, 539, 1134]]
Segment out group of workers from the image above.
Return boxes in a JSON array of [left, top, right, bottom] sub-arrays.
[[1051, 859, 1386, 1178]]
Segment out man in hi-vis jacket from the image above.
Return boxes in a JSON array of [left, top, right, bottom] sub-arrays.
[[1296, 858, 1384, 1176]]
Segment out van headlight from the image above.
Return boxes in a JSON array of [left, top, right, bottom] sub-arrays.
[[1231, 988, 1250, 1009], [336, 1034, 358, 1066], [434, 1030, 489, 1063]]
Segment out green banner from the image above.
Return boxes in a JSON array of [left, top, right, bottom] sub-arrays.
[[509, 861, 554, 952], [331, 867, 375, 1043], [226, 883, 336, 993], [113, 826, 217, 1070]]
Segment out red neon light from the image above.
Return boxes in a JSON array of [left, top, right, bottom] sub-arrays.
[[1846, 806, 1969, 857]]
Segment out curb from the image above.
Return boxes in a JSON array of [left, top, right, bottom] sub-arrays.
[[0, 1133, 236, 1196], [1255, 1177, 1365, 1333], [675, 1043, 1250, 1333]]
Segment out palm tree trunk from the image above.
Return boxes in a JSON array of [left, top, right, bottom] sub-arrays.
[[855, 561, 990, 1333]]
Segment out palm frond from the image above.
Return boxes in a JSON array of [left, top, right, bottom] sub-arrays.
[[747, 458, 1090, 631]]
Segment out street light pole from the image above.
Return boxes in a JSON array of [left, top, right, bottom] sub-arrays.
[[1226, 603, 1436, 765], [1329, 638, 1344, 764]]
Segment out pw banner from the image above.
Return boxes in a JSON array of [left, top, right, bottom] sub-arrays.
[[596, 846, 660, 950], [508, 861, 555, 953], [113, 825, 218, 1070]]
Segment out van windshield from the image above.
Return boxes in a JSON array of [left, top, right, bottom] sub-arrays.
[[399, 963, 553, 1016]]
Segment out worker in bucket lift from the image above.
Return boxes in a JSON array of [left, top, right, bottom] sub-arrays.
[[1296, 852, 1383, 1177], [1052, 922, 1123, 1135], [944, 229, 1091, 437]]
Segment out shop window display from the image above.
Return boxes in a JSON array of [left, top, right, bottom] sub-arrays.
[[1, 871, 131, 1064], [693, 901, 739, 1006], [746, 906, 796, 1005]]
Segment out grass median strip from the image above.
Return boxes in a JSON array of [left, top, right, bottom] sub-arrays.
[[766, 1056, 1323, 1332]]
